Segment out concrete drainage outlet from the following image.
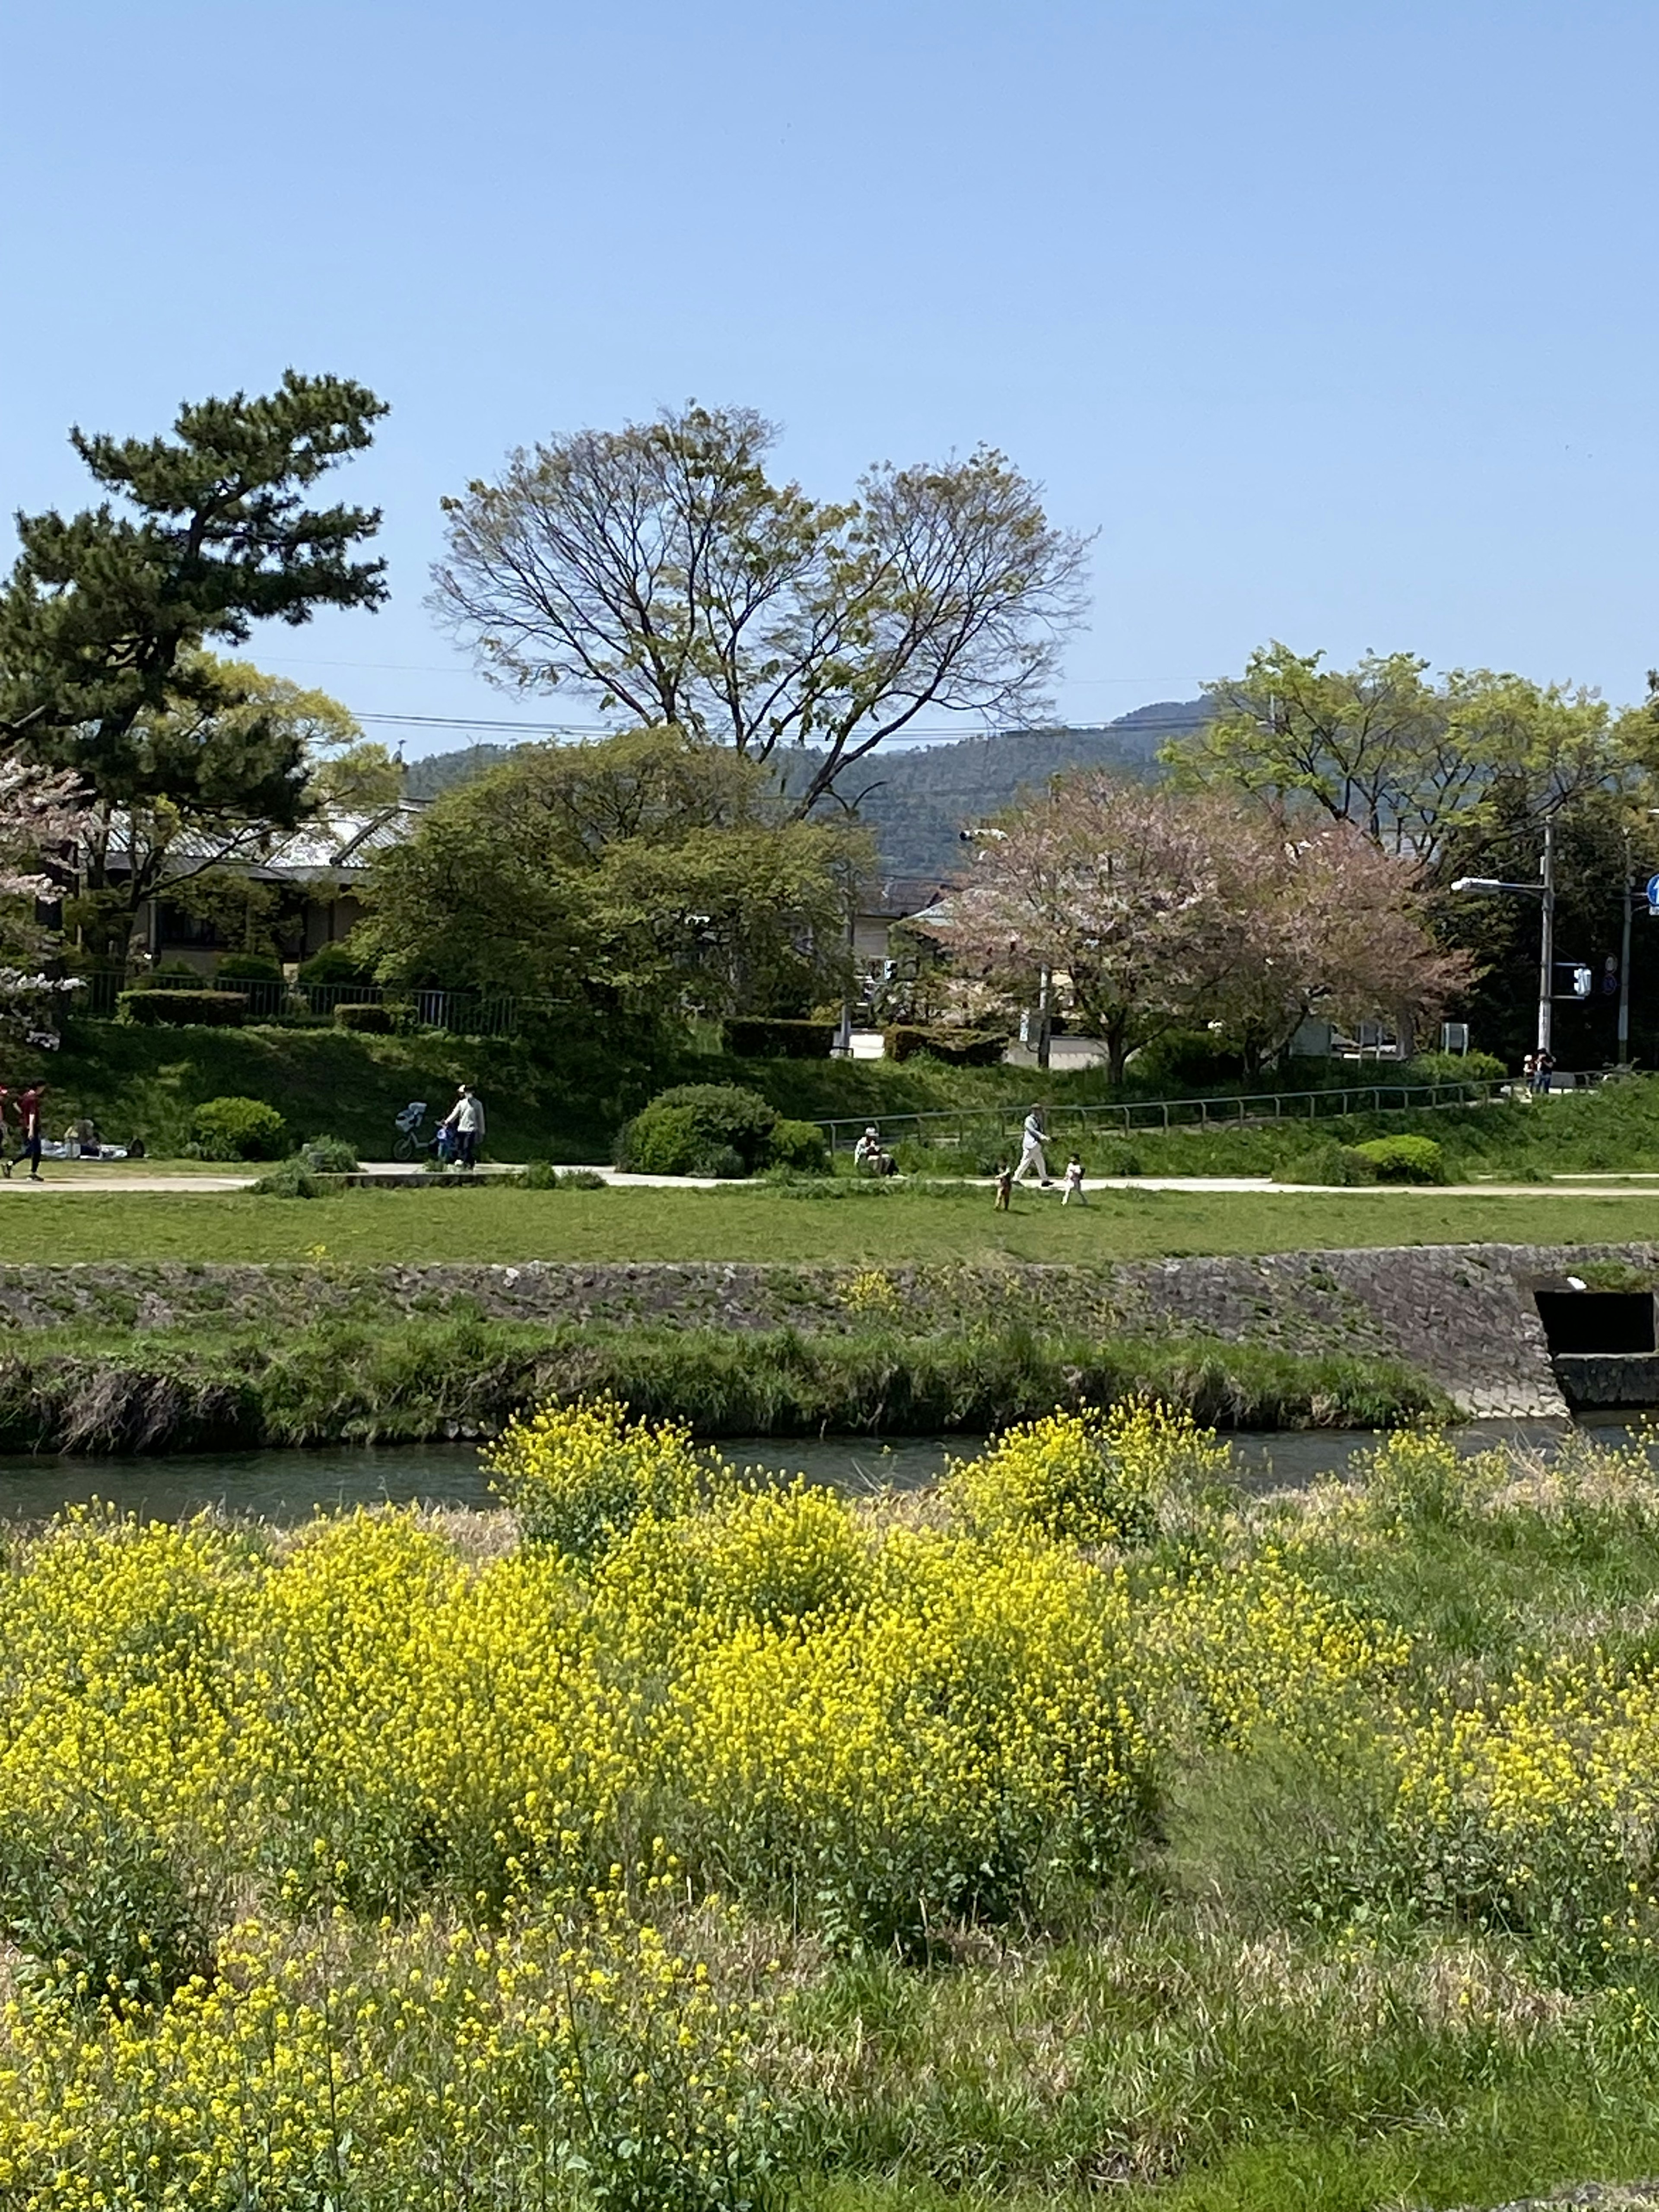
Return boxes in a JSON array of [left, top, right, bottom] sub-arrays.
[[1535, 1288, 1659, 1408]]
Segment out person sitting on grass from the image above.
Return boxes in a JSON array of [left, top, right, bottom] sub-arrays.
[[854, 1125, 882, 1174]]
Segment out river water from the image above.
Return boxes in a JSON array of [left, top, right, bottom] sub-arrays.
[[0, 1416, 1649, 1525]]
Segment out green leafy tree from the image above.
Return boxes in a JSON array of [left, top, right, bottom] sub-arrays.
[[356, 725, 866, 1018], [1172, 642, 1628, 873], [431, 402, 1088, 814], [0, 373, 387, 952]]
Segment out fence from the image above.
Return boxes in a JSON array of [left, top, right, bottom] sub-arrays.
[[814, 1077, 1503, 1156], [76, 974, 543, 1039]]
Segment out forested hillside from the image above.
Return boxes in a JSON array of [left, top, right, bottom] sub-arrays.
[[400, 700, 1208, 874]]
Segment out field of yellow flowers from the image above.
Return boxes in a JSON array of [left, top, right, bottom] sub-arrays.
[[11, 1401, 1659, 2207]]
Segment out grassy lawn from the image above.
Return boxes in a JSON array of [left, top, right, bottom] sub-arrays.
[[0, 1179, 1653, 1264]]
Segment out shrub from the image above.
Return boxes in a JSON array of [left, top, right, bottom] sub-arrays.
[[884, 1024, 1007, 1066], [215, 952, 283, 982], [1129, 1028, 1244, 1092], [766, 1117, 830, 1173], [1353, 1133, 1448, 1183], [297, 942, 374, 987], [128, 963, 209, 990], [518, 1162, 606, 1190], [299, 1135, 359, 1174], [334, 1001, 395, 1033], [1405, 1049, 1507, 1086], [615, 1084, 777, 1176], [189, 1096, 289, 1161], [722, 1017, 836, 1058], [117, 989, 245, 1028], [250, 1159, 321, 1198], [1273, 1140, 1378, 1186]]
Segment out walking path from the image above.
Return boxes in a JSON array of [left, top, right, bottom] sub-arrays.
[[5, 1163, 1659, 1198]]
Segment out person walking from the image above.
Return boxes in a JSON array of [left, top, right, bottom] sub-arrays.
[[0, 1089, 12, 1179], [441, 1083, 486, 1169], [1534, 1048, 1555, 1096], [17, 1087, 44, 1182], [1015, 1104, 1052, 1185], [1061, 1152, 1088, 1205]]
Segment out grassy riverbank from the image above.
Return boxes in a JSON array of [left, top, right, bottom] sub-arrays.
[[0, 1179, 1652, 1263], [0, 1316, 1446, 1451], [11, 1410, 1659, 2207]]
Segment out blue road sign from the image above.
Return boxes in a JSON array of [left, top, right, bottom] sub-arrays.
[[1647, 872, 1659, 914]]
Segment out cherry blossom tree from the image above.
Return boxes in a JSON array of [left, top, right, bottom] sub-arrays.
[[927, 776, 1227, 1083], [930, 774, 1468, 1081], [0, 751, 88, 1045]]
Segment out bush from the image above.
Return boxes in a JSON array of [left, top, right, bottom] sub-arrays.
[[297, 943, 374, 987], [722, 1017, 836, 1059], [189, 1096, 289, 1161], [518, 1162, 606, 1190], [117, 989, 245, 1028], [1353, 1133, 1448, 1183], [299, 1135, 359, 1174], [1405, 1049, 1507, 1086], [215, 953, 283, 982], [884, 1025, 1008, 1066], [128, 963, 210, 991], [1129, 1028, 1244, 1092], [1273, 1141, 1378, 1186], [250, 1159, 321, 1198], [766, 1117, 830, 1173], [615, 1084, 777, 1176], [334, 1002, 395, 1034]]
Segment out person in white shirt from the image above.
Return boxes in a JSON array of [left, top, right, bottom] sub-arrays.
[[1015, 1105, 1052, 1185], [1061, 1153, 1088, 1205], [853, 1125, 881, 1173], [441, 1083, 486, 1169]]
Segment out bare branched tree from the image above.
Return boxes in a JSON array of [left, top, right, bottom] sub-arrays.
[[431, 404, 1090, 813]]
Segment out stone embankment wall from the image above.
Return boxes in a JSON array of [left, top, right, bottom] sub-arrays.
[[1, 1240, 1650, 1419]]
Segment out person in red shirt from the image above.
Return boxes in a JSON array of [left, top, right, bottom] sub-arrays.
[[17, 1087, 44, 1182]]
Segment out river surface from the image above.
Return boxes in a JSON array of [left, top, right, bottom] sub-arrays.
[[0, 1416, 1651, 1524]]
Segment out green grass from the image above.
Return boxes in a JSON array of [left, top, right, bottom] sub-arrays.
[[0, 1180, 1652, 1264], [0, 1316, 1442, 1450]]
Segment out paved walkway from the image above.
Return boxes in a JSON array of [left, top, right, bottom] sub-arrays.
[[5, 1164, 1659, 1200]]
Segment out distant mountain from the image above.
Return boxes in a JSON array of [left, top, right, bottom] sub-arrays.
[[826, 703, 1208, 877], [398, 699, 1210, 876]]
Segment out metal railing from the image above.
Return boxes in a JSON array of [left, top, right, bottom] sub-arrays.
[[74, 973, 545, 1039], [814, 1077, 1503, 1155]]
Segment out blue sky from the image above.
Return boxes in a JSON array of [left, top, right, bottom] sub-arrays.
[[3, 0, 1657, 755]]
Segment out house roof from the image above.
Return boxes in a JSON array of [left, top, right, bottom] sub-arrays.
[[96, 803, 427, 886]]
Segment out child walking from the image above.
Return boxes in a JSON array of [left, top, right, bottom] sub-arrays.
[[1061, 1153, 1088, 1205], [993, 1162, 1014, 1211]]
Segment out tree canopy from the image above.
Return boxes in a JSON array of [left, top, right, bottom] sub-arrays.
[[356, 725, 867, 1020], [0, 374, 387, 951], [931, 773, 1465, 1079], [431, 403, 1089, 814], [1170, 642, 1632, 874]]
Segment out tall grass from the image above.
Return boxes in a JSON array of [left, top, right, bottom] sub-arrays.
[[0, 1317, 1446, 1452]]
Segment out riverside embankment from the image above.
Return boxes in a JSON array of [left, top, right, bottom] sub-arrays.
[[0, 1239, 1640, 1451]]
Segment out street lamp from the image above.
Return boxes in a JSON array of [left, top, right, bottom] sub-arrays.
[[1451, 818, 1557, 1057]]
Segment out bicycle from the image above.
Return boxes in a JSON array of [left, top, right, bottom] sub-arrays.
[[392, 1100, 434, 1162]]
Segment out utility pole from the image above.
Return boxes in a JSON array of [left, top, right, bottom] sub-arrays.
[[1537, 818, 1555, 1058], [1620, 832, 1634, 1065]]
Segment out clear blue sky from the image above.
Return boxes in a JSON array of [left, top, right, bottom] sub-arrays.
[[3, 0, 1656, 755]]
